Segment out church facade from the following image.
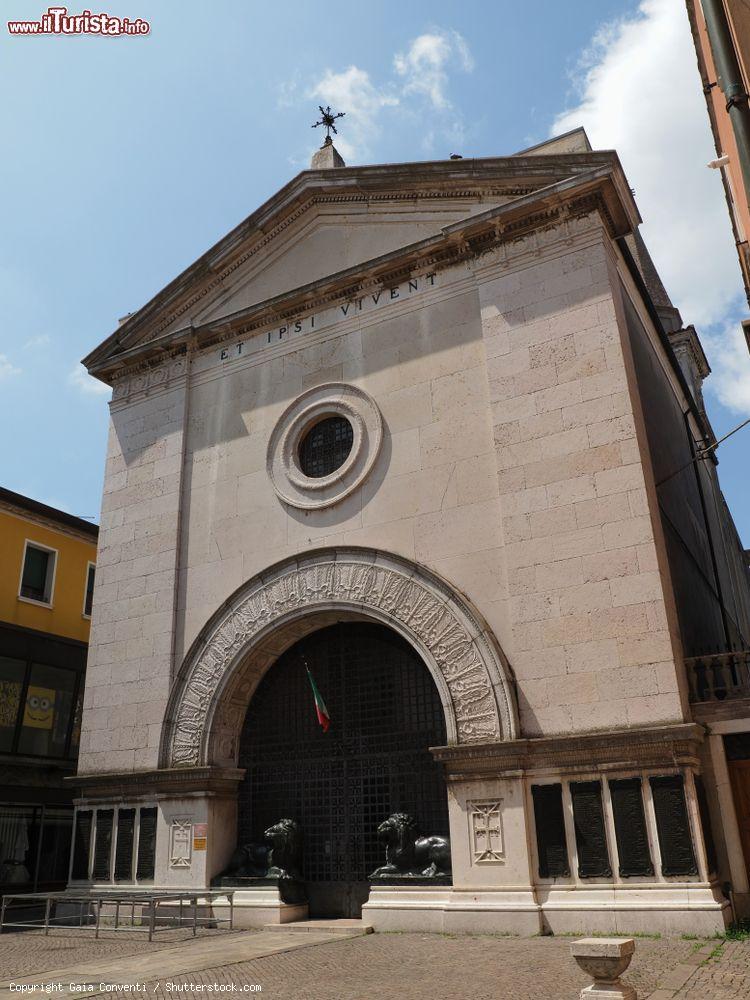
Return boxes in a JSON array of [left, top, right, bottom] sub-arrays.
[[75, 128, 750, 934]]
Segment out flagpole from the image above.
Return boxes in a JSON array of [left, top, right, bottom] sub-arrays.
[[302, 652, 331, 732]]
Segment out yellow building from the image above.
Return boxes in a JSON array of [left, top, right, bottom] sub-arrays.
[[0, 487, 98, 892]]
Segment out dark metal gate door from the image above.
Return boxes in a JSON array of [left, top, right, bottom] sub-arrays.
[[237, 622, 449, 917]]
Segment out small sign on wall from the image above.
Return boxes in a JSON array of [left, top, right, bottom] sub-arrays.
[[193, 822, 207, 851], [169, 819, 192, 868]]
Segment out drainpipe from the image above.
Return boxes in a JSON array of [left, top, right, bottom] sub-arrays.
[[702, 0, 750, 201]]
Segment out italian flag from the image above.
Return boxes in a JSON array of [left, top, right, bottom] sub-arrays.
[[305, 665, 331, 732]]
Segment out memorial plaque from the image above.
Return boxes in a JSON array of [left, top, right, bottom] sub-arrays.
[[71, 810, 92, 880], [170, 818, 192, 868], [136, 807, 158, 880], [468, 800, 504, 864], [570, 781, 611, 878], [531, 783, 570, 878], [609, 778, 654, 877], [650, 775, 698, 876], [114, 808, 135, 881], [92, 809, 114, 881]]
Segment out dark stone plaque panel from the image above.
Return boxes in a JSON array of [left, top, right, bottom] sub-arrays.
[[92, 809, 113, 881], [114, 808, 135, 882], [609, 778, 654, 877], [136, 807, 157, 880], [71, 810, 92, 880], [650, 775, 698, 876], [531, 783, 570, 878], [570, 781, 611, 878]]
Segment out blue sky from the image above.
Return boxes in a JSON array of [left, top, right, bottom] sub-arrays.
[[1, 0, 749, 539]]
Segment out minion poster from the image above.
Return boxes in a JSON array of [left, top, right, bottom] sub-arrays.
[[23, 687, 55, 730]]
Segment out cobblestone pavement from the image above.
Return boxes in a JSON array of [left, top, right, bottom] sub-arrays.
[[4, 928, 746, 999], [0, 928, 242, 980], [144, 934, 697, 1000], [675, 939, 750, 999]]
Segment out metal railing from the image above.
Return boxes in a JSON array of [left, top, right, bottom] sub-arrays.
[[685, 649, 750, 703], [0, 889, 235, 941]]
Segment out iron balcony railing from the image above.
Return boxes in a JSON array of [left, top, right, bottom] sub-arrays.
[[685, 650, 750, 703]]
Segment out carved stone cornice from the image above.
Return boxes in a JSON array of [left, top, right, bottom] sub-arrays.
[[65, 766, 245, 801], [110, 350, 188, 407], [84, 157, 638, 381], [431, 723, 705, 779]]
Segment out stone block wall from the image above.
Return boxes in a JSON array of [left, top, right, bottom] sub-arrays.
[[78, 370, 187, 773], [175, 279, 509, 666], [80, 215, 694, 769], [476, 221, 686, 737]]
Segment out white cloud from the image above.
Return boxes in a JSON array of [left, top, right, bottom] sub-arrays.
[[0, 354, 21, 379], [394, 29, 473, 110], [703, 320, 750, 413], [296, 28, 473, 162], [24, 334, 50, 349], [551, 0, 750, 414], [309, 67, 399, 163], [68, 363, 111, 397]]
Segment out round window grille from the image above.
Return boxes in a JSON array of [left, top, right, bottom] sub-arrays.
[[266, 383, 383, 510], [298, 415, 354, 479]]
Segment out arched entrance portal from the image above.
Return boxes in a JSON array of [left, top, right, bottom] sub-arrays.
[[237, 622, 449, 918]]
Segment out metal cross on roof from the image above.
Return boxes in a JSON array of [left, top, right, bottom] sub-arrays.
[[312, 105, 345, 142]]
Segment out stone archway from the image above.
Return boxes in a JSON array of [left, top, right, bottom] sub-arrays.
[[160, 547, 518, 769]]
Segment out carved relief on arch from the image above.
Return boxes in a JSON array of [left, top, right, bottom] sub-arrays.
[[161, 548, 518, 768]]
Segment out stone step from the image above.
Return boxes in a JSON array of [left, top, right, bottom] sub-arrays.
[[264, 918, 374, 935]]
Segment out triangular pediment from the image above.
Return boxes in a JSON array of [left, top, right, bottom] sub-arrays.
[[84, 134, 639, 377], [165, 193, 516, 334]]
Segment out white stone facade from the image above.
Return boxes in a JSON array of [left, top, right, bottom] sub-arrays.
[[73, 132, 747, 933]]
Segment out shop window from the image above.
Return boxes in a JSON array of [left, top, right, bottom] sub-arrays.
[[16, 663, 76, 758], [83, 564, 95, 618], [37, 808, 73, 886], [0, 658, 25, 753], [0, 805, 72, 891], [19, 543, 56, 605], [0, 806, 39, 886]]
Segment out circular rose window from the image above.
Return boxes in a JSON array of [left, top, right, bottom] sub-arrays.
[[298, 415, 354, 478], [266, 383, 383, 510]]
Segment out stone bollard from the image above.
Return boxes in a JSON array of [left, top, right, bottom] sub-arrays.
[[570, 937, 637, 999]]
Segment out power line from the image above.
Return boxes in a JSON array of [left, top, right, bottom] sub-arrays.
[[655, 416, 750, 488]]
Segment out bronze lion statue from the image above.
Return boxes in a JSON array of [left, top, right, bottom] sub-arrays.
[[214, 841, 270, 880], [369, 812, 451, 878], [265, 818, 303, 880], [213, 817, 302, 883]]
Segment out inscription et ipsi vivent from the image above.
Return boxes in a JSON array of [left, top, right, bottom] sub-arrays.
[[218, 272, 438, 363]]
